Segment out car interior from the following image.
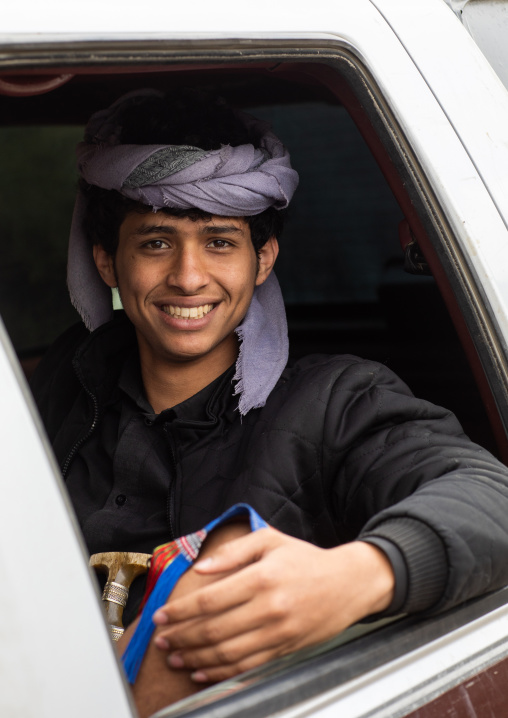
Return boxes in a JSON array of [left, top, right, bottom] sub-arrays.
[[1, 45, 507, 716]]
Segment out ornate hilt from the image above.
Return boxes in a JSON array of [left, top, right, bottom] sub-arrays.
[[90, 551, 151, 641]]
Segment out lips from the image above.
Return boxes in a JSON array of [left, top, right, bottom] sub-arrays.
[[160, 303, 215, 319]]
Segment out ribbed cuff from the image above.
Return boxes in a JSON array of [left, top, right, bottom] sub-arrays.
[[360, 518, 448, 614], [360, 536, 408, 615]]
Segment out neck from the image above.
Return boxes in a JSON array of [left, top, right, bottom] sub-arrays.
[[138, 341, 238, 414]]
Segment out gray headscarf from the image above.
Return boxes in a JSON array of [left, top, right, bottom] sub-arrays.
[[68, 89, 299, 414]]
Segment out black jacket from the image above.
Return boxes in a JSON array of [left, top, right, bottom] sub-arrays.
[[31, 312, 508, 615]]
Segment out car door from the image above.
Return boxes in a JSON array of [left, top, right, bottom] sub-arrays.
[[3, 1, 508, 717]]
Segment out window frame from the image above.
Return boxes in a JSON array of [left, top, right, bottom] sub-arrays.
[[2, 30, 508, 717]]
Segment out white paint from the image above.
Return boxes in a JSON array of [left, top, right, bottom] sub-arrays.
[[368, 0, 508, 344], [0, 319, 134, 717], [2, 1, 508, 713], [446, 0, 508, 94], [2, 0, 384, 34], [272, 601, 508, 718]]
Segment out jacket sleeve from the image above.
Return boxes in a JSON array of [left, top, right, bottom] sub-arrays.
[[322, 357, 508, 614]]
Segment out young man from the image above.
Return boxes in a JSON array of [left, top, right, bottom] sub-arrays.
[[31, 89, 508, 716]]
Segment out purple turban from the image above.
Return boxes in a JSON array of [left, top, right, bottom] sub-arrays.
[[67, 89, 299, 414]]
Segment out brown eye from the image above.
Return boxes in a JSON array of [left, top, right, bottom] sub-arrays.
[[208, 239, 230, 249], [145, 240, 167, 249]]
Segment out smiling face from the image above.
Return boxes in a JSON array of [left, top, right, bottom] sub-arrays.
[[93, 210, 278, 378]]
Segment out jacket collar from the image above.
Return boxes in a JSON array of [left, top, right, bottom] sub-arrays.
[[72, 311, 240, 424]]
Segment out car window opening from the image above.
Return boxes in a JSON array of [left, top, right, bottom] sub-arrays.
[[2, 49, 508, 718], [0, 62, 499, 458]]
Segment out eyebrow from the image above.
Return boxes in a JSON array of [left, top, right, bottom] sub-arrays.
[[133, 223, 245, 236]]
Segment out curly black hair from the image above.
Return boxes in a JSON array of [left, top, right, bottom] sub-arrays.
[[81, 89, 286, 256]]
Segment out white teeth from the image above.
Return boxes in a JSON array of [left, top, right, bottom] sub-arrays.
[[162, 303, 214, 319]]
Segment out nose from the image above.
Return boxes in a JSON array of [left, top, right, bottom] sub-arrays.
[[166, 246, 208, 294]]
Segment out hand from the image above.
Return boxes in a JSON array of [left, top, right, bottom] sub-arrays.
[[151, 528, 395, 683]]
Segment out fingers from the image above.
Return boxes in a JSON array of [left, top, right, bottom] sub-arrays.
[[190, 645, 281, 684], [169, 625, 277, 670], [155, 598, 265, 652], [153, 528, 291, 627], [166, 625, 290, 683], [153, 582, 304, 681], [193, 527, 281, 575], [153, 568, 253, 626]]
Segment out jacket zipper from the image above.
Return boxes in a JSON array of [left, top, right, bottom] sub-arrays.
[[61, 372, 100, 479], [164, 424, 178, 541]]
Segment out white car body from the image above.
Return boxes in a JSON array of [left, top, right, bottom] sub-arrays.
[[2, 1, 508, 716]]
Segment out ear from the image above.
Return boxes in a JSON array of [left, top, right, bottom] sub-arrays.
[[93, 244, 117, 288], [255, 237, 279, 286]]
